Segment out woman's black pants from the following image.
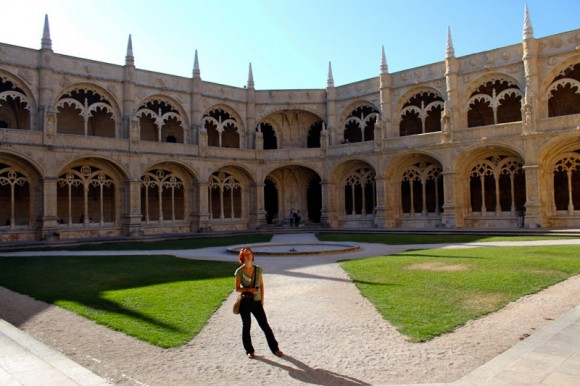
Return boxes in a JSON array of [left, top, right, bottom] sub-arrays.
[[239, 300, 279, 355]]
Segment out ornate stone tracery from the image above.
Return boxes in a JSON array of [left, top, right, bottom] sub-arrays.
[[137, 98, 184, 143], [203, 108, 240, 148], [343, 105, 380, 143], [466, 79, 523, 127], [141, 168, 184, 223], [57, 165, 115, 226], [399, 91, 444, 136]]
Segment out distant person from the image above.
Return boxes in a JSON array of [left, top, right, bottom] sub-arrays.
[[234, 247, 283, 359]]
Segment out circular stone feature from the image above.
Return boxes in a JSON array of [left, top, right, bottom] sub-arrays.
[[227, 242, 360, 256]]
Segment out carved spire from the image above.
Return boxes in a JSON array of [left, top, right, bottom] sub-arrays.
[[380, 46, 388, 74], [523, 4, 534, 40], [41, 14, 52, 50], [327, 61, 334, 88], [446, 27, 455, 58], [125, 34, 134, 66], [247, 63, 254, 89], [193, 49, 200, 78]]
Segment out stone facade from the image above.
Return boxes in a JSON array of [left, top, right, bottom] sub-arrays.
[[0, 10, 579, 242]]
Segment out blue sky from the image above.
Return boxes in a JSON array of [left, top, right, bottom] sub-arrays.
[[2, 0, 579, 89]]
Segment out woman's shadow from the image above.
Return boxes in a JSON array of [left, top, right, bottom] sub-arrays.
[[256, 354, 369, 386]]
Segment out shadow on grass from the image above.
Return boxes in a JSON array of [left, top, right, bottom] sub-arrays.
[[0, 254, 238, 346]]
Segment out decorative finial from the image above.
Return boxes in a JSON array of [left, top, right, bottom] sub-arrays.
[[446, 27, 455, 58], [380, 46, 388, 74], [247, 63, 254, 89], [125, 34, 134, 66], [523, 4, 534, 40], [41, 14, 52, 50], [327, 61, 334, 87], [193, 49, 200, 78]]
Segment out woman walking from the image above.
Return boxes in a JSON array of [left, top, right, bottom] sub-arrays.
[[235, 247, 283, 358]]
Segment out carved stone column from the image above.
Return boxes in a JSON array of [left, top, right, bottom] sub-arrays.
[[121, 178, 143, 237], [254, 181, 267, 228], [442, 170, 459, 228], [374, 174, 387, 228], [522, 164, 543, 228], [35, 176, 60, 240], [319, 178, 331, 227], [195, 180, 211, 231]]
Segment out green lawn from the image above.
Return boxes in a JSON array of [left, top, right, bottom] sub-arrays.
[[318, 232, 573, 245], [340, 245, 580, 342], [0, 254, 238, 348]]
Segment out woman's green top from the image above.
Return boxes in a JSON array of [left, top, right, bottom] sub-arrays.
[[235, 265, 262, 301]]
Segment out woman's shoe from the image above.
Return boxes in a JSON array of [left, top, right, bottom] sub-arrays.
[[274, 350, 284, 357], [247, 353, 256, 359]]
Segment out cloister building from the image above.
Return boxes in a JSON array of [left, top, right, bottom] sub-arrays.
[[0, 9, 579, 242]]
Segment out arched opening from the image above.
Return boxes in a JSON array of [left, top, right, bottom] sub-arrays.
[[57, 89, 116, 137], [259, 123, 277, 150], [57, 164, 117, 226], [548, 63, 580, 118], [203, 108, 240, 148], [399, 91, 444, 136], [343, 105, 379, 143], [307, 120, 324, 148], [553, 151, 580, 213], [137, 99, 184, 143], [467, 79, 522, 127], [0, 76, 31, 130], [265, 166, 321, 225], [307, 174, 322, 223]]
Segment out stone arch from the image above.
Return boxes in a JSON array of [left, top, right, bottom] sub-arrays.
[[0, 71, 36, 130], [340, 102, 380, 144], [208, 165, 256, 229], [331, 159, 377, 225], [202, 105, 243, 148], [137, 95, 188, 143], [386, 152, 444, 220], [464, 73, 523, 100], [538, 136, 580, 219], [56, 157, 128, 227], [0, 152, 43, 230], [264, 164, 322, 224], [540, 57, 580, 99], [456, 146, 525, 222], [257, 104, 323, 123], [465, 75, 523, 127], [140, 161, 197, 224], [397, 88, 444, 136], [55, 83, 120, 138], [544, 62, 580, 118], [257, 109, 324, 149]]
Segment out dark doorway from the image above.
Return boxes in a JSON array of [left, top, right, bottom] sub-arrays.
[[307, 175, 322, 223], [264, 178, 278, 224]]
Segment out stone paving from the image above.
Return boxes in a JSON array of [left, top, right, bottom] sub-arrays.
[[0, 233, 579, 385]]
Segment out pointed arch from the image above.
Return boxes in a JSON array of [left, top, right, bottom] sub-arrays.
[[137, 96, 187, 143], [466, 78, 523, 127], [0, 73, 35, 130], [341, 103, 380, 143], [56, 85, 119, 137], [546, 63, 580, 117]]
